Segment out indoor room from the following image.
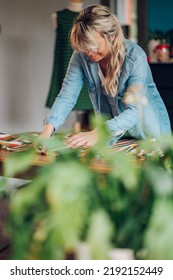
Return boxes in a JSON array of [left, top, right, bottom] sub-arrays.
[[0, 0, 173, 269]]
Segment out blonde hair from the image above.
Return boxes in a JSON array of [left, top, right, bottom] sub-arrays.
[[70, 5, 125, 96]]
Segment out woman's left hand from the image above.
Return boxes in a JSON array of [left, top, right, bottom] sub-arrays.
[[66, 129, 98, 148]]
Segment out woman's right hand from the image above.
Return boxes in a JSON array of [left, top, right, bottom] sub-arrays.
[[36, 124, 54, 154]]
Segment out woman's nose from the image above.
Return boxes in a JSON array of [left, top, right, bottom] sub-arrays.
[[86, 50, 95, 56]]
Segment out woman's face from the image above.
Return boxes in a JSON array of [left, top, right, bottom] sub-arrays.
[[85, 31, 110, 62]]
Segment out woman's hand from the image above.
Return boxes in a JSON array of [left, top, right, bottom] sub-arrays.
[[66, 129, 98, 148], [36, 124, 54, 154]]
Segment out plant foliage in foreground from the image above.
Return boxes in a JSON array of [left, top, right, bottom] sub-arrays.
[[1, 116, 173, 259]]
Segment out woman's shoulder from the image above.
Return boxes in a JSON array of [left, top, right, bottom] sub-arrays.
[[69, 51, 91, 67], [72, 51, 90, 62], [125, 39, 147, 63]]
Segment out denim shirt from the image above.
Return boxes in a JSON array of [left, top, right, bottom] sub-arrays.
[[44, 39, 171, 143]]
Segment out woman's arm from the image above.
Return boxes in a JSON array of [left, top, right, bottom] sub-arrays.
[[40, 123, 55, 138], [44, 52, 85, 131]]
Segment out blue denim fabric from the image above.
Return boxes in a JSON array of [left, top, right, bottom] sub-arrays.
[[44, 39, 171, 143]]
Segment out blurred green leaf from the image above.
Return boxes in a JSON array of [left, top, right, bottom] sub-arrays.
[[145, 166, 173, 197], [144, 199, 173, 259], [4, 149, 36, 177], [87, 209, 114, 259]]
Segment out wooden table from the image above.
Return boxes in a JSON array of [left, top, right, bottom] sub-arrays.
[[0, 144, 116, 180], [0, 132, 140, 178]]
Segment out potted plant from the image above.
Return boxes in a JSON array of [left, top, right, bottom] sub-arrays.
[[1, 117, 173, 260]]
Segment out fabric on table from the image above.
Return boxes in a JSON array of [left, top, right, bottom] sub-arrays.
[[0, 133, 32, 151]]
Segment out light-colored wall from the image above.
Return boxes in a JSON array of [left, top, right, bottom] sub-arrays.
[[0, 0, 99, 134]]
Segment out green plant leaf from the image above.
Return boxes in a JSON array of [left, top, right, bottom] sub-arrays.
[[86, 209, 114, 259], [144, 199, 173, 259], [4, 149, 36, 177]]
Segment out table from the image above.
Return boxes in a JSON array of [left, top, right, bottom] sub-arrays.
[[0, 132, 143, 179]]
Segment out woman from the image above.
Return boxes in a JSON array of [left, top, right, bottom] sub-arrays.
[[40, 4, 171, 149]]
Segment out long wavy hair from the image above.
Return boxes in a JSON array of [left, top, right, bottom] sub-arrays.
[[70, 5, 125, 96]]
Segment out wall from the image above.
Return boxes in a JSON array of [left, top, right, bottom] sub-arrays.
[[0, 0, 99, 134], [148, 0, 173, 32]]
